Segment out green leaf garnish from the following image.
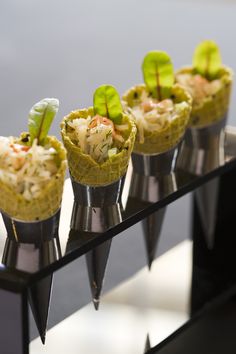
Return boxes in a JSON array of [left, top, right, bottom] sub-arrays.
[[93, 85, 123, 124], [193, 40, 222, 80], [28, 98, 59, 145], [142, 51, 174, 101]]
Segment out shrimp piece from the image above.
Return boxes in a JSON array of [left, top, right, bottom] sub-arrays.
[[141, 100, 156, 113], [10, 143, 30, 153], [156, 99, 174, 113], [89, 115, 114, 130], [89, 115, 124, 142], [20, 146, 30, 152], [89, 115, 101, 129], [100, 117, 114, 129], [12, 156, 26, 170], [193, 75, 209, 86]]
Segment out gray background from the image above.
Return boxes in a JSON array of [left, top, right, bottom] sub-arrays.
[[0, 0, 235, 137], [0, 0, 236, 344]]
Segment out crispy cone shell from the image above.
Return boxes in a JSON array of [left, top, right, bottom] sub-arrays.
[[176, 66, 233, 128], [0, 136, 67, 221], [122, 84, 192, 154], [61, 107, 136, 186]]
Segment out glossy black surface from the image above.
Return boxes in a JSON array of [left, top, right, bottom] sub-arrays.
[[191, 166, 236, 314], [0, 126, 236, 290], [0, 288, 29, 354], [149, 290, 236, 354], [147, 165, 236, 353]]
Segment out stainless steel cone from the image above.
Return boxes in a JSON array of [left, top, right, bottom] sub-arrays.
[[70, 177, 124, 309], [1, 210, 61, 344], [1, 209, 61, 244], [70, 202, 122, 233], [177, 116, 227, 249], [65, 228, 113, 310], [130, 146, 178, 202], [176, 116, 227, 176], [224, 125, 236, 160], [70, 177, 124, 233], [29, 276, 53, 344], [86, 239, 112, 310], [129, 144, 179, 269], [142, 208, 166, 269]]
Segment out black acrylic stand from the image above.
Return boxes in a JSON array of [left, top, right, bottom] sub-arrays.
[[1, 125, 236, 353]]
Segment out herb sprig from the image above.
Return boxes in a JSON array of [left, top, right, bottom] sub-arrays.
[[193, 40, 222, 80], [93, 85, 123, 124], [142, 51, 174, 101], [28, 98, 59, 145]]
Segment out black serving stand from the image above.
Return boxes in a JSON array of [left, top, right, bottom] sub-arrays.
[[1, 126, 236, 353]]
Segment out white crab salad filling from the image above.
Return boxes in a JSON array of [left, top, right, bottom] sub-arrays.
[[0, 137, 58, 201], [67, 114, 128, 163], [176, 73, 222, 106], [127, 91, 188, 144]]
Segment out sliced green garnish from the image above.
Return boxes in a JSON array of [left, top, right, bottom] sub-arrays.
[[28, 98, 59, 145], [108, 147, 118, 158], [93, 85, 123, 124], [142, 51, 174, 101], [193, 40, 222, 80]]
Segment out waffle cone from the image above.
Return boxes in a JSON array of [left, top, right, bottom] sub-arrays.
[[0, 136, 67, 222], [176, 66, 233, 128], [122, 84, 192, 154], [61, 108, 136, 186]]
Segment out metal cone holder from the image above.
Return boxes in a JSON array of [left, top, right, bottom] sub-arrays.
[[129, 144, 179, 269], [177, 116, 227, 249], [1, 210, 61, 344], [70, 177, 124, 309]]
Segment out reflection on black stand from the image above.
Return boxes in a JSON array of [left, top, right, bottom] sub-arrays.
[[126, 145, 179, 269], [1, 210, 61, 344], [191, 167, 236, 315], [70, 177, 124, 309], [177, 117, 226, 250]]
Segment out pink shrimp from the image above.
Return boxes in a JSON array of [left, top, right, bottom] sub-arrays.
[[10, 143, 30, 153], [141, 100, 156, 113], [89, 115, 123, 141]]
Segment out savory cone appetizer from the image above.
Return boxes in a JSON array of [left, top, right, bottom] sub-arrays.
[[122, 51, 192, 154], [176, 40, 233, 128], [61, 85, 136, 186], [0, 98, 67, 221], [175, 41, 233, 245]]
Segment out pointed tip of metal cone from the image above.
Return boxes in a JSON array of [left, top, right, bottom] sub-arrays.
[[143, 208, 166, 269], [40, 333, 46, 345], [86, 240, 112, 311], [29, 275, 53, 346], [148, 259, 153, 271], [93, 297, 100, 311]]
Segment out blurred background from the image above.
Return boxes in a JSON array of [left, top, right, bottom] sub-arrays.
[[0, 0, 235, 137], [0, 0, 235, 353]]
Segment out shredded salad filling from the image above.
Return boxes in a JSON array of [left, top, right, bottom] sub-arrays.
[[0, 137, 58, 201], [127, 91, 188, 144], [67, 114, 128, 163], [176, 73, 222, 106]]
